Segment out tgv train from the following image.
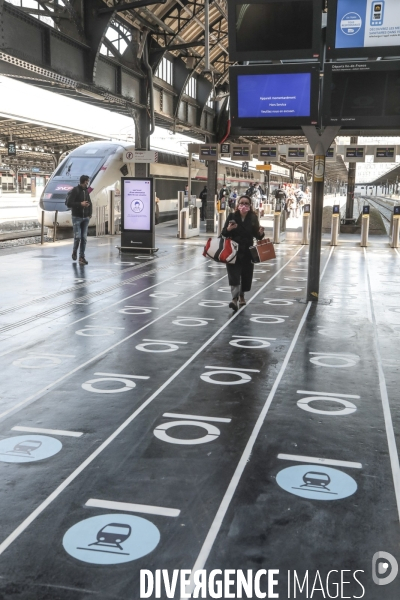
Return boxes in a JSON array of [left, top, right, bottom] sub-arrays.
[[39, 141, 300, 229]]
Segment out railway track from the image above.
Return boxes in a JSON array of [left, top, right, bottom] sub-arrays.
[[359, 196, 392, 233]]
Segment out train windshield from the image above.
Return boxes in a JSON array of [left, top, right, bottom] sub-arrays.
[[101, 525, 130, 535], [55, 156, 103, 179]]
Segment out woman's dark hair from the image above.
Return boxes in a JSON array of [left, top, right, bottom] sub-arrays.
[[235, 195, 254, 212]]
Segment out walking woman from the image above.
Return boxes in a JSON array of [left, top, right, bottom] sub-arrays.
[[221, 195, 265, 312]]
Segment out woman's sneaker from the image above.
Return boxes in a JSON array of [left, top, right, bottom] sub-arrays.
[[79, 256, 88, 265]]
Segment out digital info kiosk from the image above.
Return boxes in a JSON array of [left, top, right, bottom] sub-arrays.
[[120, 177, 157, 254]]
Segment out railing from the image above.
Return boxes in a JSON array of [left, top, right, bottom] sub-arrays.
[[96, 206, 106, 236]]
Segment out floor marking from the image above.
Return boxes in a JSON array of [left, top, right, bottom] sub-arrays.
[[231, 335, 274, 340], [11, 426, 83, 438], [181, 245, 335, 597], [0, 246, 305, 556], [297, 390, 360, 399], [277, 454, 362, 469], [0, 274, 227, 423], [365, 248, 400, 522], [0, 344, 31, 358], [162, 413, 231, 423], [204, 365, 260, 372], [94, 373, 149, 380], [142, 339, 187, 344], [85, 499, 180, 518]]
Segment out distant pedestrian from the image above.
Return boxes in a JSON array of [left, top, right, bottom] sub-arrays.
[[68, 174, 92, 265], [155, 196, 160, 225], [200, 186, 208, 221]]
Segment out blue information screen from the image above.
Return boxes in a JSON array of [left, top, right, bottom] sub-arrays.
[[237, 73, 311, 118], [335, 0, 400, 49]]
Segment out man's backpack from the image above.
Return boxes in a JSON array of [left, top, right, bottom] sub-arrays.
[[64, 187, 75, 208]]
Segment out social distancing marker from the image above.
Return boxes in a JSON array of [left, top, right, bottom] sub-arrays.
[[276, 464, 357, 501], [13, 353, 75, 369], [173, 317, 214, 327], [275, 286, 304, 292], [154, 412, 231, 445], [162, 412, 231, 424], [230, 335, 275, 349], [82, 372, 149, 394], [198, 300, 230, 308], [135, 339, 187, 353], [0, 435, 62, 463], [149, 292, 181, 298], [263, 298, 294, 306], [250, 314, 288, 324], [309, 352, 360, 368], [76, 326, 124, 337], [296, 389, 359, 416], [63, 514, 160, 565], [118, 306, 159, 315], [200, 366, 259, 385]]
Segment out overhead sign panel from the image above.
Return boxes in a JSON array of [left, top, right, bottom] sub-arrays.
[[220, 143, 231, 157], [374, 146, 397, 162], [286, 146, 309, 162], [232, 145, 251, 159], [326, 145, 337, 162], [7, 142, 16, 156], [322, 61, 400, 129], [230, 64, 320, 132], [344, 146, 366, 162], [199, 144, 219, 160], [228, 0, 322, 61], [258, 145, 279, 159], [124, 150, 158, 164], [327, 0, 400, 59]]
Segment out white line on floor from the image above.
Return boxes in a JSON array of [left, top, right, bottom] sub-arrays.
[[11, 426, 83, 438], [85, 499, 180, 517], [277, 454, 362, 469], [162, 413, 232, 423]]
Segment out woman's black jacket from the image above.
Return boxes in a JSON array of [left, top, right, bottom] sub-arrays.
[[221, 211, 264, 261]]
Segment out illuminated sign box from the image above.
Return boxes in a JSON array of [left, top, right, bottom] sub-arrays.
[[228, 0, 323, 61], [121, 177, 153, 232], [230, 63, 320, 131], [326, 0, 400, 59], [220, 143, 231, 157], [326, 145, 337, 162], [344, 146, 366, 162], [258, 145, 279, 159], [232, 145, 251, 159], [286, 146, 309, 162], [374, 146, 397, 162], [199, 145, 219, 160]]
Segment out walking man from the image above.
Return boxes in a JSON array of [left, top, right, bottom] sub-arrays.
[[68, 174, 92, 265]]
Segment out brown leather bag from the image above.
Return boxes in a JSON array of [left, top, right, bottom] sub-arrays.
[[249, 238, 276, 263]]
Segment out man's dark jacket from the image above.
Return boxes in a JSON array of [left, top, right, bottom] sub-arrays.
[[68, 185, 93, 218]]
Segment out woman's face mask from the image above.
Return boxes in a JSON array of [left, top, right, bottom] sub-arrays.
[[238, 203, 250, 213]]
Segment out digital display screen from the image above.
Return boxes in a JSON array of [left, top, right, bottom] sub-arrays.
[[326, 147, 335, 158], [237, 73, 311, 118], [363, 205, 370, 214], [333, 204, 340, 213], [259, 146, 278, 158], [323, 61, 400, 127], [220, 143, 230, 154], [335, 0, 400, 49], [235, 1, 313, 53], [394, 205, 400, 215], [303, 203, 311, 213], [228, 0, 321, 60], [327, 0, 400, 58], [123, 179, 151, 231], [288, 147, 306, 158], [346, 147, 364, 158], [7, 142, 16, 156], [232, 146, 250, 157], [376, 147, 395, 158]]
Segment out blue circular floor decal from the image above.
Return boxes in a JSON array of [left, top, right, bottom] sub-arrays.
[[276, 464, 357, 501], [0, 435, 62, 463], [63, 514, 160, 564]]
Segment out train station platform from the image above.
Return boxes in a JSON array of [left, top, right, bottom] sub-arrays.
[[0, 224, 399, 600]]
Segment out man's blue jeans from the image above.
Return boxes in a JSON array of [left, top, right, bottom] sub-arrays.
[[72, 217, 89, 257]]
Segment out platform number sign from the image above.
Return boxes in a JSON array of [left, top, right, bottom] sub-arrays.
[[8, 142, 16, 156], [242, 162, 249, 172]]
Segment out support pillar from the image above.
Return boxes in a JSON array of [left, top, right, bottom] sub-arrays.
[[345, 135, 357, 223], [206, 160, 217, 234]]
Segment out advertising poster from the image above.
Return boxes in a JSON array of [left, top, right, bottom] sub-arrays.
[[123, 179, 151, 231], [336, 0, 400, 49], [237, 72, 311, 118]]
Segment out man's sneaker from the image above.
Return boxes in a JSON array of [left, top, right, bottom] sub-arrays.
[[79, 256, 88, 265], [72, 252, 77, 261]]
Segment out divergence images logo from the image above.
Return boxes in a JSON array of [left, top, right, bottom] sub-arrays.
[[131, 199, 144, 213], [372, 552, 399, 586]]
